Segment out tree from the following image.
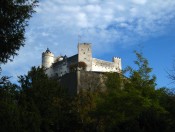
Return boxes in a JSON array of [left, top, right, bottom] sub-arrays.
[[0, 0, 38, 64], [18, 67, 76, 131], [157, 88, 175, 131], [91, 51, 169, 132], [18, 67, 58, 131], [123, 51, 169, 132], [69, 61, 87, 72], [0, 67, 11, 85], [168, 61, 175, 85], [0, 82, 20, 132], [126, 51, 156, 88]]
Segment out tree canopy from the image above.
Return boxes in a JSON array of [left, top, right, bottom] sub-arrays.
[[0, 0, 38, 63], [1, 52, 175, 131]]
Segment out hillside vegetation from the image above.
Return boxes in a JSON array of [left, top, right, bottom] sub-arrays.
[[1, 52, 175, 132]]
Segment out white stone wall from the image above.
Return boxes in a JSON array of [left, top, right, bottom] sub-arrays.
[[113, 57, 122, 70], [42, 52, 54, 68], [78, 43, 92, 71], [91, 58, 120, 72]]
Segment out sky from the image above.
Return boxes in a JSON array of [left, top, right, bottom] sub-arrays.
[[1, 0, 175, 88]]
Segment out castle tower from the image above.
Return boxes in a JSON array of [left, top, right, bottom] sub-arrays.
[[42, 48, 54, 68], [78, 43, 92, 71], [113, 57, 122, 71]]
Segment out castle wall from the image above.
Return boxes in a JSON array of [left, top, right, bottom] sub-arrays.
[[52, 61, 68, 77], [59, 72, 78, 95], [47, 54, 79, 78], [45, 68, 54, 77], [77, 71, 106, 93], [92, 58, 119, 72], [59, 71, 106, 95]]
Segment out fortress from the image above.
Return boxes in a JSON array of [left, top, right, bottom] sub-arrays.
[[42, 43, 122, 77]]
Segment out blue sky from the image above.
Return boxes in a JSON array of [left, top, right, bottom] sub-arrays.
[[1, 0, 175, 88]]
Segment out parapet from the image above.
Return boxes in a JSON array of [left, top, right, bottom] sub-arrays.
[[79, 43, 91, 45], [113, 57, 121, 59], [113, 57, 121, 62]]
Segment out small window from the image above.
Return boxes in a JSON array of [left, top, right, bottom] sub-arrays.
[[84, 52, 85, 54]]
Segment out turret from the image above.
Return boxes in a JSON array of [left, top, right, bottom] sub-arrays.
[[113, 57, 122, 71], [42, 48, 54, 68]]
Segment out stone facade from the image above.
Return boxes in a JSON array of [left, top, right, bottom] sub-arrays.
[[42, 43, 122, 78], [78, 43, 92, 71]]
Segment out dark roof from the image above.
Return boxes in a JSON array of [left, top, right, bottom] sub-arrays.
[[52, 54, 78, 67], [43, 48, 52, 54], [67, 54, 78, 63]]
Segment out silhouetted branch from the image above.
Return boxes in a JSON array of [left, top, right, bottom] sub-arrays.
[[167, 62, 175, 84]]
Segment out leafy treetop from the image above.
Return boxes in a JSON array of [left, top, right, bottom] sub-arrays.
[[0, 0, 38, 64]]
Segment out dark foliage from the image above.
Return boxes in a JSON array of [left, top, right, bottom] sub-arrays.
[[0, 0, 38, 63], [1, 53, 175, 131], [69, 61, 87, 72]]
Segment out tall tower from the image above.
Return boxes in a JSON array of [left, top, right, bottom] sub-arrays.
[[42, 48, 54, 68], [78, 43, 92, 71], [113, 57, 122, 71]]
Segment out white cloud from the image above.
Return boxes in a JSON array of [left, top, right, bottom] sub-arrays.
[[2, 0, 175, 81], [132, 0, 147, 5], [116, 5, 125, 11]]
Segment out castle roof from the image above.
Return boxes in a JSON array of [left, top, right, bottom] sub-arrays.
[[42, 48, 53, 55], [46, 48, 51, 53]]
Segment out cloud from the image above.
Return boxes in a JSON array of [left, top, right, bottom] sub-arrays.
[[33, 0, 175, 44], [1, 0, 175, 81], [132, 0, 147, 5]]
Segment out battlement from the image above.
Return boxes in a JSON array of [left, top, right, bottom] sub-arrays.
[[113, 57, 121, 59], [79, 42, 91, 45], [93, 58, 115, 65], [92, 58, 121, 72], [42, 52, 54, 57]]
